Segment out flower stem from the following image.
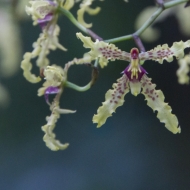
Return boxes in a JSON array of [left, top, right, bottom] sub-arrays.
[[65, 81, 92, 92], [57, 7, 102, 41], [58, 7, 86, 32]]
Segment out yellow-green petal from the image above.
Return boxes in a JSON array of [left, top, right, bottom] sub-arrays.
[[140, 40, 190, 64], [76, 32, 131, 68], [42, 104, 76, 151], [177, 55, 190, 84], [93, 75, 129, 128], [21, 53, 41, 83], [141, 75, 181, 134]]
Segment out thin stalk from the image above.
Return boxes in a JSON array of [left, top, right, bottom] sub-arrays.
[[65, 81, 91, 92], [105, 0, 189, 43]]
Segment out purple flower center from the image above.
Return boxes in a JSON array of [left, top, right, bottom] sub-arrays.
[[123, 65, 147, 81]]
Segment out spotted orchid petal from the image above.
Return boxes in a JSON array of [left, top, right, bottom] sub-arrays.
[[177, 55, 190, 84], [93, 75, 129, 128], [139, 40, 190, 64], [76, 32, 131, 68], [140, 74, 181, 134]]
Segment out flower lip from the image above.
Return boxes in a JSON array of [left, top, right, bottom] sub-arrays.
[[123, 65, 147, 81], [130, 48, 139, 59], [38, 13, 53, 29], [45, 86, 60, 104]]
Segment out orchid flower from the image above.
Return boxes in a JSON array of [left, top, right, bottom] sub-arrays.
[[77, 33, 190, 134], [38, 63, 76, 151]]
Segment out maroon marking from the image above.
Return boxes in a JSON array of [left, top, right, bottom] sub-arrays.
[[130, 48, 139, 59], [114, 101, 118, 104], [142, 82, 146, 87], [150, 89, 154, 94]]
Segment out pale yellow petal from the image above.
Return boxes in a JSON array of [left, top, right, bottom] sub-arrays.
[[77, 6, 100, 28], [77, 8, 92, 28], [21, 53, 41, 83], [93, 75, 129, 128], [140, 40, 190, 64], [76, 32, 131, 68], [42, 103, 76, 151], [141, 75, 181, 134], [44, 65, 66, 86], [85, 7, 101, 15], [170, 40, 190, 59], [42, 124, 69, 151], [177, 55, 190, 84], [129, 80, 142, 96], [54, 108, 76, 114], [38, 86, 47, 96]]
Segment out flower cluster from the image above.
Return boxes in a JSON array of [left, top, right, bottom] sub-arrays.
[[20, 0, 190, 151], [20, 0, 102, 150]]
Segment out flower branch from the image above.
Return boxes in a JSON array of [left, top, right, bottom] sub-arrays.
[[105, 0, 189, 43], [65, 64, 99, 91]]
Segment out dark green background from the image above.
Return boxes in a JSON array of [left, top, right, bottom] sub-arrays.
[[1, 0, 190, 189]]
